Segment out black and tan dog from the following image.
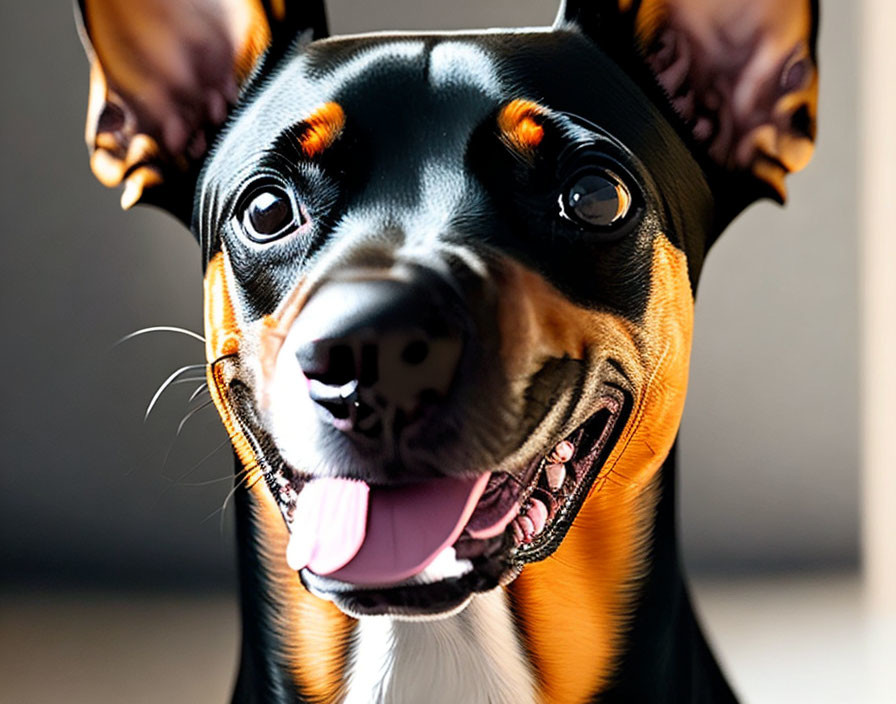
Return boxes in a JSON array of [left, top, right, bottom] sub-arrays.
[[75, 0, 818, 701]]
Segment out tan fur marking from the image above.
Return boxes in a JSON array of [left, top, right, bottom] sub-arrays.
[[598, 235, 694, 490], [204, 251, 254, 471], [497, 99, 546, 159], [506, 235, 693, 702], [494, 264, 640, 391], [299, 103, 346, 158], [204, 252, 241, 362]]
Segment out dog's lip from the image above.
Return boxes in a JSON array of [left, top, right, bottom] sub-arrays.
[[294, 389, 630, 616], [457, 391, 626, 563]]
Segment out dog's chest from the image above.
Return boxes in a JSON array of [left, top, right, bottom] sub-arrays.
[[344, 589, 536, 704]]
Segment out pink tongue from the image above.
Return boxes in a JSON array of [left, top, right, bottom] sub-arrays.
[[286, 474, 489, 586]]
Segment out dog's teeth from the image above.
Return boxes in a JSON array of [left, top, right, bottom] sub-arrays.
[[694, 116, 713, 142], [545, 462, 566, 492], [512, 520, 525, 544], [518, 515, 535, 542], [527, 499, 548, 536], [548, 440, 575, 464]]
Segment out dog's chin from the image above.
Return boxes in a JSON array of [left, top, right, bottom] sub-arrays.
[[301, 566, 489, 620], [292, 389, 632, 619]]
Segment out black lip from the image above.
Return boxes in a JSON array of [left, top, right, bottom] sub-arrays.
[[301, 550, 508, 618], [297, 388, 633, 617], [512, 387, 632, 564]]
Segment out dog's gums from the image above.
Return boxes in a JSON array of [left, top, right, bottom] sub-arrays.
[[277, 393, 627, 617]]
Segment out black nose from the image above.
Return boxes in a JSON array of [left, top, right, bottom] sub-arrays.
[[293, 272, 466, 439]]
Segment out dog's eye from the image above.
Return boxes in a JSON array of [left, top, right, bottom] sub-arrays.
[[240, 186, 301, 242], [560, 169, 631, 229]]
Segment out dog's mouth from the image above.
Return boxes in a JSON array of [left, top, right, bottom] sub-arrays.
[[280, 389, 631, 618]]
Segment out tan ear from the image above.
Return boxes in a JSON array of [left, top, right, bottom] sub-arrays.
[[556, 0, 819, 202], [76, 0, 328, 221]]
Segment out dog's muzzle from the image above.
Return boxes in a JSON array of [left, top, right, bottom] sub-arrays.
[[258, 263, 630, 616]]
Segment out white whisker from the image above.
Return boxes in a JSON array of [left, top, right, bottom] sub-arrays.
[[152, 440, 231, 509], [169, 376, 208, 387], [188, 382, 210, 403], [115, 325, 206, 347], [145, 364, 207, 421], [176, 399, 215, 437]]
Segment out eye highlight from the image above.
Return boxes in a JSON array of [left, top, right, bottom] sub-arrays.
[[560, 169, 632, 230], [238, 184, 304, 243]]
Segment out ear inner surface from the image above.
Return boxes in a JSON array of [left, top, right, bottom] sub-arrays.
[[77, 0, 328, 220]]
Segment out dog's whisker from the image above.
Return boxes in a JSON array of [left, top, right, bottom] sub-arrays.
[[188, 382, 210, 403], [175, 399, 215, 437], [174, 474, 241, 487], [220, 471, 267, 534], [154, 439, 231, 509], [167, 376, 208, 387], [204, 466, 258, 530], [114, 325, 206, 347], [156, 397, 218, 474], [144, 364, 208, 421]]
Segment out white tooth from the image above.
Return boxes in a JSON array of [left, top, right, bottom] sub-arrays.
[[527, 499, 548, 536], [411, 546, 472, 584], [545, 462, 566, 492], [548, 440, 575, 464]]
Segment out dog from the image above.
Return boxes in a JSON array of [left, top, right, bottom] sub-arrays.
[[75, 0, 818, 701]]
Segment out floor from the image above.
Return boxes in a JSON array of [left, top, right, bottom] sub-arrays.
[[1, 573, 893, 703], [693, 573, 895, 704]]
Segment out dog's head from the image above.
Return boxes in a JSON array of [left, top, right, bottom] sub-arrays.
[[77, 0, 818, 617]]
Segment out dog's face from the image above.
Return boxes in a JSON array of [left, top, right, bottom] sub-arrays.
[[78, 0, 817, 617]]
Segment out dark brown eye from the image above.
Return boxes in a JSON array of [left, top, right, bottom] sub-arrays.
[[241, 186, 299, 242], [561, 170, 631, 229]]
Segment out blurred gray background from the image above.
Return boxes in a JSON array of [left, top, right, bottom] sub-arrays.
[[0, 0, 857, 592]]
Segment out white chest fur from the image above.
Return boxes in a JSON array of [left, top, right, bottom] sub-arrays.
[[344, 589, 536, 704]]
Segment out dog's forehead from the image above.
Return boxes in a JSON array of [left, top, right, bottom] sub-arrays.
[[209, 30, 703, 196], [215, 37, 505, 169]]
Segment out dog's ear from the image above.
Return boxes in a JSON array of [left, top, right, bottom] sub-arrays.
[[556, 0, 818, 209], [76, 0, 328, 223]]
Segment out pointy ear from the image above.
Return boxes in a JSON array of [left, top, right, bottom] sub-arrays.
[[75, 0, 328, 224], [555, 0, 819, 208]]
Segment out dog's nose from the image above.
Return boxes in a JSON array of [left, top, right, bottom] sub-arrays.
[[293, 273, 466, 438]]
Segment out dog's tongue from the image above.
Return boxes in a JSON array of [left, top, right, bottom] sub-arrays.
[[286, 474, 489, 586]]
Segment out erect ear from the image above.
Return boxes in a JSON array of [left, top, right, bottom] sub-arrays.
[[556, 0, 818, 208], [76, 0, 328, 224]]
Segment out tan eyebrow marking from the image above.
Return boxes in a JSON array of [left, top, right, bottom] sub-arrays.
[[298, 102, 346, 158], [497, 99, 547, 157]]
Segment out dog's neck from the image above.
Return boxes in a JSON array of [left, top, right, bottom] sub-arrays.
[[345, 588, 535, 704], [230, 446, 733, 703]]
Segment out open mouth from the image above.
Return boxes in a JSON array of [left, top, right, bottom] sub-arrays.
[[281, 389, 631, 618]]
